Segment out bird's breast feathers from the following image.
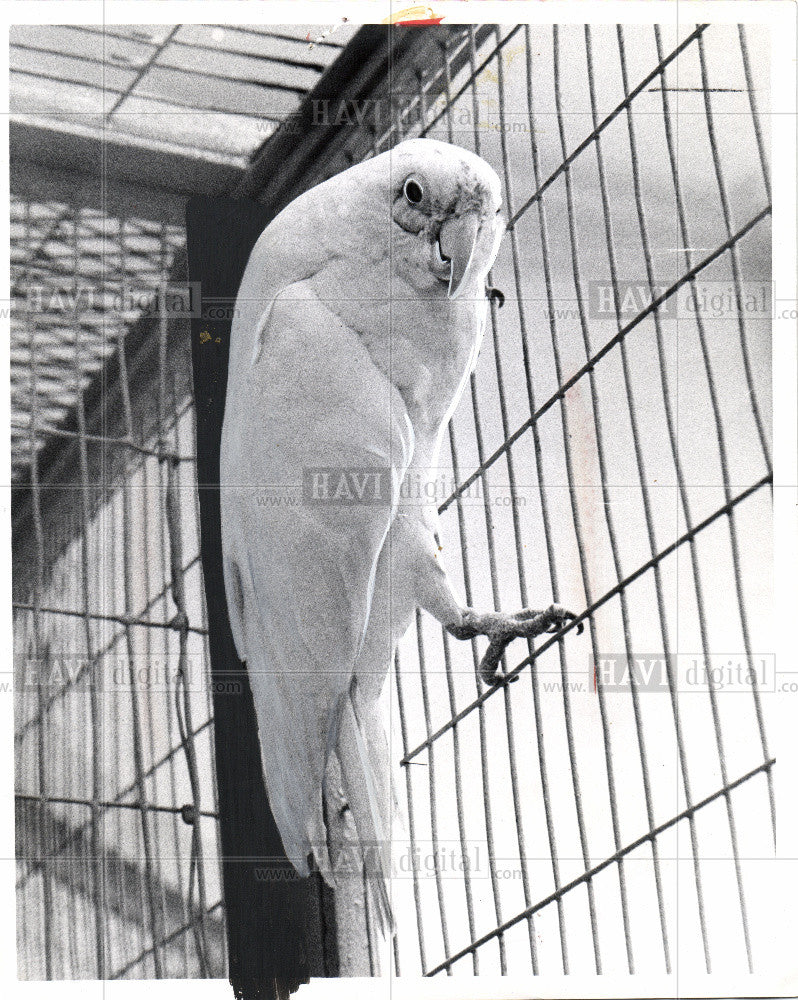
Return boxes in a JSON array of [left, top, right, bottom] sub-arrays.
[[225, 137, 502, 474]]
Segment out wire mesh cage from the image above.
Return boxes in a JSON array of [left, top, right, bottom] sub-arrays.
[[12, 219, 225, 978], [11, 20, 773, 983], [11, 23, 359, 981], [377, 22, 774, 978]]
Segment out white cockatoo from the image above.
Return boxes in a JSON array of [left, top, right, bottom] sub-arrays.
[[220, 138, 579, 933]]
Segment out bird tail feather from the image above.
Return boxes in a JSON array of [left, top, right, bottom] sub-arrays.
[[331, 685, 394, 938]]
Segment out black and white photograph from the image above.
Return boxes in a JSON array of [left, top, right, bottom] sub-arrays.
[[4, 2, 796, 998]]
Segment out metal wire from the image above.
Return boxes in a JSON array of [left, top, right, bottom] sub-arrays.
[[438, 205, 770, 516], [425, 757, 775, 975], [14, 206, 222, 977], [71, 205, 108, 979], [507, 24, 710, 227], [388, 23, 773, 978], [622, 21, 713, 970], [13, 20, 774, 983], [402, 474, 771, 760]]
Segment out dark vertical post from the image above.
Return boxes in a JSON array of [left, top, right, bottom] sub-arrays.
[[186, 196, 337, 999]]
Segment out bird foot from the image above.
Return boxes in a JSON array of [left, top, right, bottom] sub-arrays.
[[449, 604, 583, 686]]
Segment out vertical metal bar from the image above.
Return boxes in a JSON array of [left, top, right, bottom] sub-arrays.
[[188, 392, 225, 941], [737, 26, 771, 202], [143, 451, 191, 975], [414, 66, 427, 142], [655, 26, 754, 972], [156, 255, 181, 972], [118, 351, 165, 973], [516, 26, 604, 975], [696, 32, 775, 840], [548, 25, 635, 973], [152, 395, 194, 970], [392, 930, 401, 976], [414, 610, 452, 972], [159, 271, 211, 976], [174, 420, 213, 976], [71, 205, 107, 979], [616, 22, 713, 973], [99, 57, 112, 977], [62, 505, 83, 974], [59, 546, 81, 976], [26, 308, 54, 980], [394, 648, 428, 973], [106, 487, 147, 974], [168, 297, 201, 973], [175, 439, 203, 977]]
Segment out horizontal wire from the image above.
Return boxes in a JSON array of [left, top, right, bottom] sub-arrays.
[[9, 422, 193, 463], [15, 791, 218, 820], [438, 204, 771, 515], [15, 717, 216, 897], [12, 600, 208, 636], [425, 757, 775, 975], [404, 474, 771, 764], [13, 552, 205, 748]]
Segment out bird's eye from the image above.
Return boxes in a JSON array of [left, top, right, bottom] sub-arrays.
[[403, 178, 424, 205]]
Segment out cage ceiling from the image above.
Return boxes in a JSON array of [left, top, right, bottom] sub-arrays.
[[10, 23, 358, 160], [10, 23, 484, 492], [9, 22, 359, 483]]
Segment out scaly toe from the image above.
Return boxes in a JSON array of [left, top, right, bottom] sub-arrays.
[[478, 635, 517, 686]]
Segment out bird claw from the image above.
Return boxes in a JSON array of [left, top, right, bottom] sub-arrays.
[[453, 603, 583, 686]]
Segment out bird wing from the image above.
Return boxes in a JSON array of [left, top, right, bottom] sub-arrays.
[[220, 279, 413, 878]]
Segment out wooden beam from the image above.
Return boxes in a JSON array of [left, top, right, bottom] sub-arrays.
[[186, 195, 337, 997], [10, 118, 245, 208]]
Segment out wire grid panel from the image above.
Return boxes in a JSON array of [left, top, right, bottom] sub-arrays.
[[11, 20, 775, 983], [9, 199, 185, 481], [9, 23, 358, 161], [13, 209, 225, 978], [368, 24, 773, 978]]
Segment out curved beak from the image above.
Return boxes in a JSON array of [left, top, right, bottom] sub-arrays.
[[438, 210, 505, 299], [438, 212, 481, 299]]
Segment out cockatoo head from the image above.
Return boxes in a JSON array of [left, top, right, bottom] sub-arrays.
[[386, 138, 505, 299], [263, 138, 505, 328]]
